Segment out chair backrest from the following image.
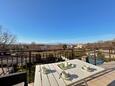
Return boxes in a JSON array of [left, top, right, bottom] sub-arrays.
[[0, 72, 28, 86]]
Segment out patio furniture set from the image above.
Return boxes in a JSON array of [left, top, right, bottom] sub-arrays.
[[34, 59, 104, 86]]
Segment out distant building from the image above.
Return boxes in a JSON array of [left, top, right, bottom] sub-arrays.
[[66, 45, 73, 49], [74, 44, 83, 49]]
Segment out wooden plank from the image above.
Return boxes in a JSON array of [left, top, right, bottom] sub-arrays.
[[60, 61, 85, 85], [70, 59, 104, 75], [56, 62, 80, 82], [53, 63, 72, 85], [54, 59, 104, 86], [34, 65, 42, 86], [54, 61, 85, 86], [68, 59, 105, 85], [41, 65, 51, 86], [48, 64, 66, 86], [34, 59, 104, 86], [44, 64, 59, 86]]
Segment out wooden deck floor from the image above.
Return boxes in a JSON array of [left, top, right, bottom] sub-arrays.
[[77, 61, 115, 86], [11, 61, 115, 86], [87, 69, 115, 86], [28, 62, 115, 86]]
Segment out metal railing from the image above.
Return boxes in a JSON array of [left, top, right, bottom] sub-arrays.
[[0, 49, 78, 82], [0, 48, 112, 82]]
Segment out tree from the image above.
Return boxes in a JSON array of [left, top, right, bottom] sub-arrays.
[[0, 26, 16, 50], [97, 50, 105, 59], [0, 26, 16, 75], [63, 44, 67, 50]]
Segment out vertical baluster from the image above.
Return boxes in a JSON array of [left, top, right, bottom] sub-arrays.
[[6, 56, 9, 74], [11, 55, 13, 67], [32, 54, 34, 63], [59, 51, 61, 61], [71, 49, 74, 58], [21, 54, 23, 66], [28, 51, 32, 82], [29, 51, 31, 64], [25, 54, 27, 65], [94, 49, 96, 65], [54, 51, 57, 62], [42, 53, 44, 63], [45, 52, 47, 63], [16, 54, 18, 65]]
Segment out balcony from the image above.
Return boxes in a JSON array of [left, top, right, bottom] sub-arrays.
[[0, 49, 115, 86]]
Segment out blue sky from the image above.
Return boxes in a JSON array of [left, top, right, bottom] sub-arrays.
[[0, 0, 115, 44]]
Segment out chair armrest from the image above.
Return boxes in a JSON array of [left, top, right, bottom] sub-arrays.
[[0, 72, 28, 86]]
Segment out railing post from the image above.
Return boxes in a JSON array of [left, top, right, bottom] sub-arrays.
[[71, 48, 74, 59], [28, 51, 32, 82], [29, 51, 31, 64], [16, 54, 18, 65], [25, 54, 27, 64], [94, 49, 96, 65], [21, 54, 23, 66], [109, 49, 111, 59], [11, 55, 13, 67]]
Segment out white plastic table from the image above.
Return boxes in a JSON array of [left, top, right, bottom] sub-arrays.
[[34, 59, 104, 86]]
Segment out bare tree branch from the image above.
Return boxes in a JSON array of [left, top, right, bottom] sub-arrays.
[[0, 26, 16, 50]]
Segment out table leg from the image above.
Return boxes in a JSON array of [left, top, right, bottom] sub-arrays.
[[84, 79, 88, 86]]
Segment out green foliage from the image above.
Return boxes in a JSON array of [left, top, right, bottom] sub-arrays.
[[58, 49, 86, 60], [60, 50, 74, 59], [35, 54, 42, 63], [97, 51, 105, 59], [103, 58, 111, 62], [103, 57, 115, 62], [96, 51, 105, 62], [46, 53, 57, 63], [74, 51, 86, 58], [28, 65, 35, 83], [15, 64, 35, 83], [63, 44, 67, 50]]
